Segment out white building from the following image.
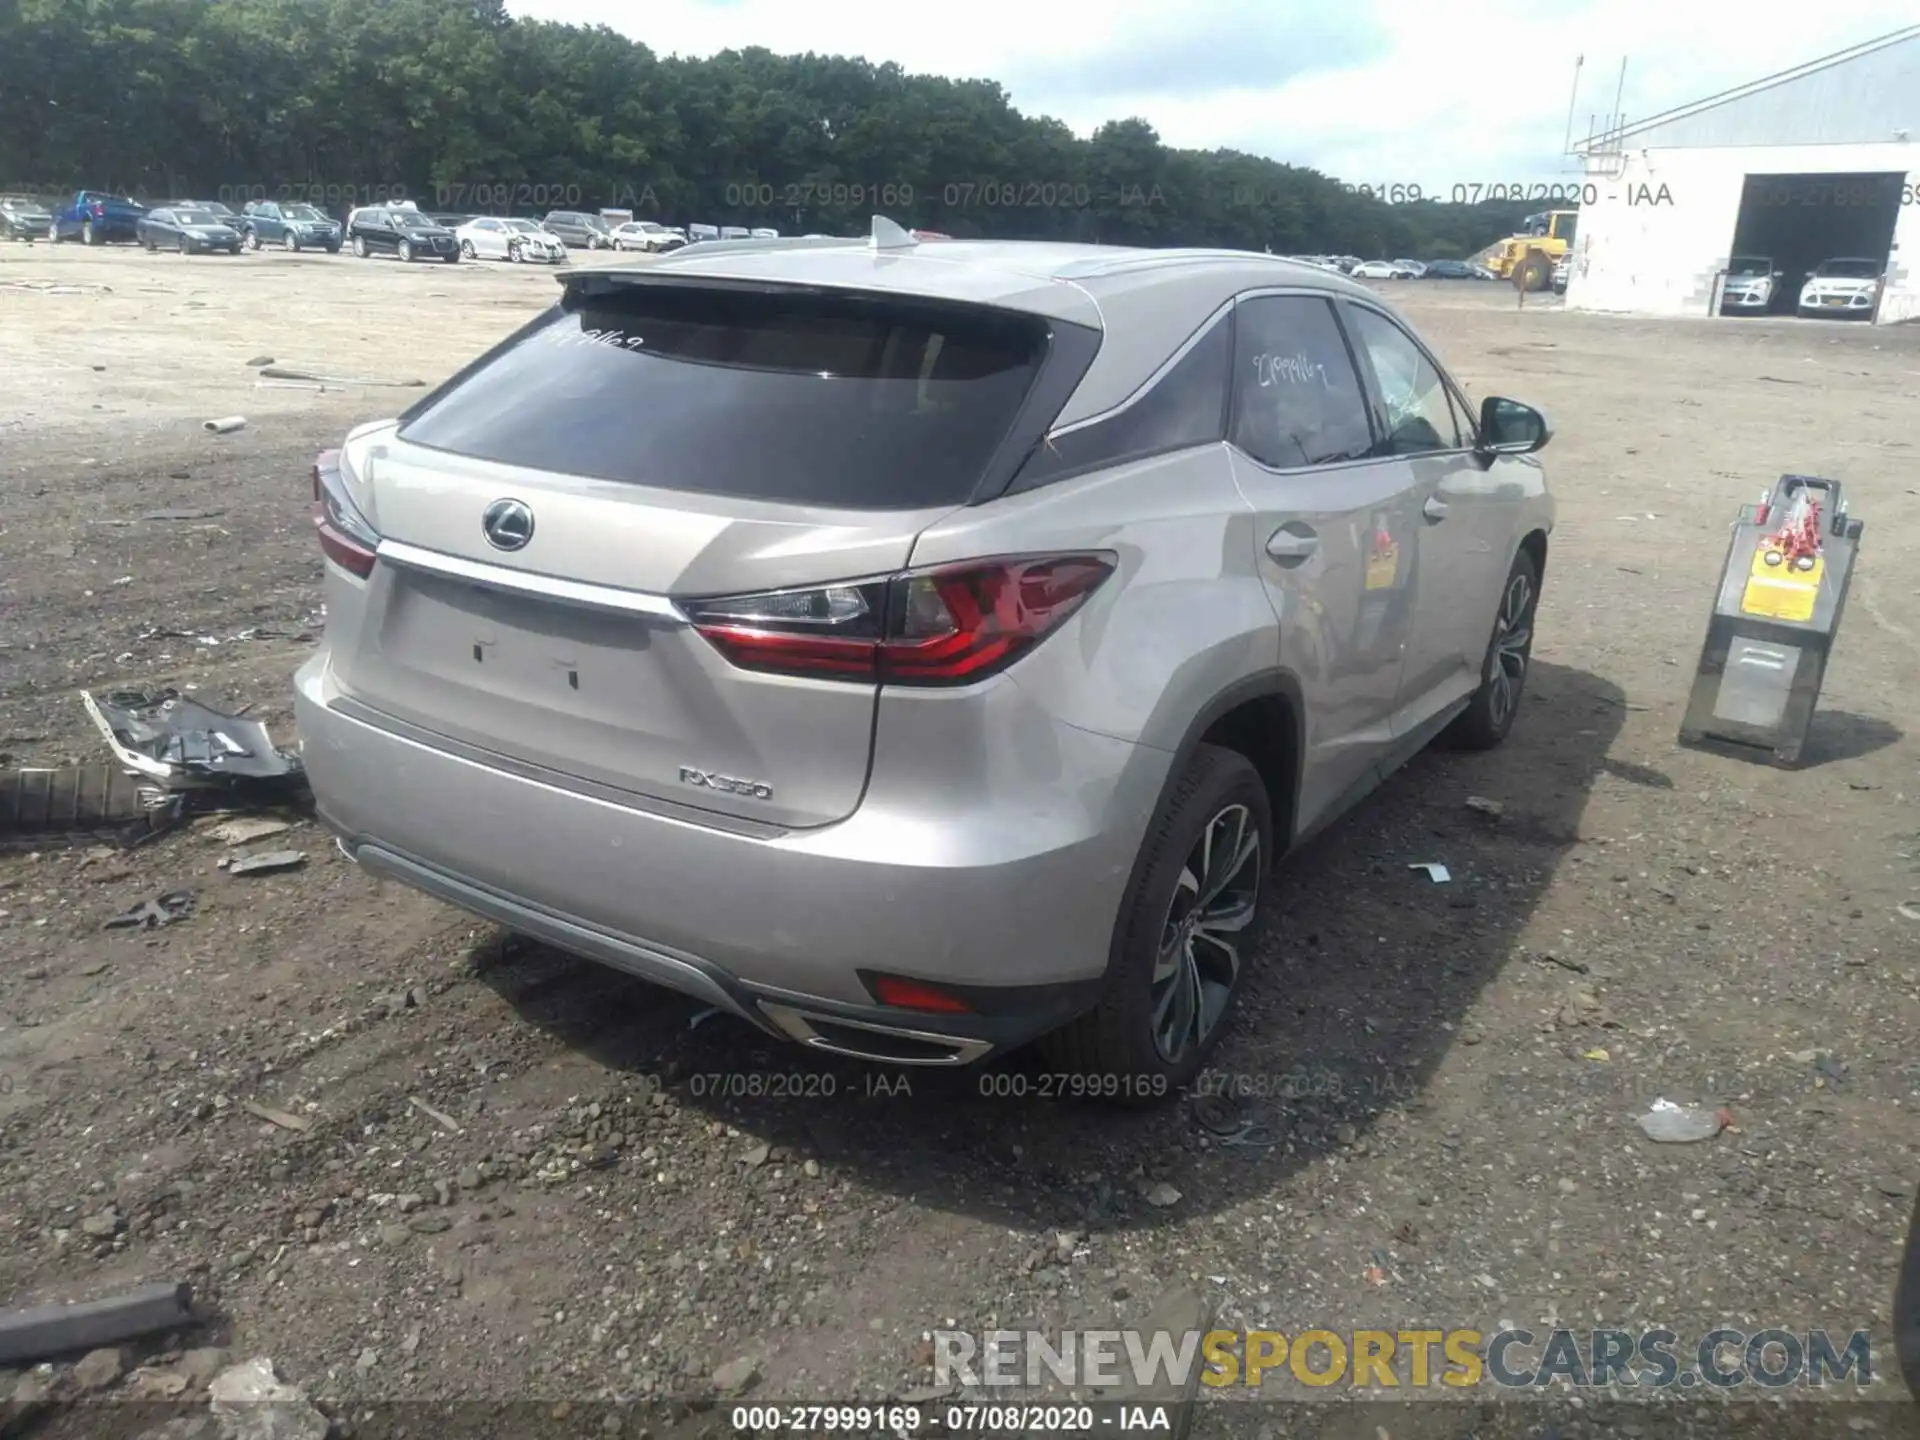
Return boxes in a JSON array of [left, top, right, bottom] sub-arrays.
[[1566, 25, 1920, 324]]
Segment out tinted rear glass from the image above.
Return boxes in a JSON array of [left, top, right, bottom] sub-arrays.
[[398, 283, 1050, 508]]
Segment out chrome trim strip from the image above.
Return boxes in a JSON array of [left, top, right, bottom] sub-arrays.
[[376, 538, 684, 620], [758, 1002, 995, 1066]]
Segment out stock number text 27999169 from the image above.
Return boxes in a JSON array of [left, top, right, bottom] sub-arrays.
[[725, 182, 914, 209]]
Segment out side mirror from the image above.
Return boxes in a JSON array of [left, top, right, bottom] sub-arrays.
[[1480, 396, 1551, 455]]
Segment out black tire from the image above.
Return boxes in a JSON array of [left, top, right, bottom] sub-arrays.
[[397, 239, 413, 262], [82, 219, 97, 245], [177, 234, 190, 255], [1040, 744, 1271, 1100], [243, 229, 260, 251], [460, 239, 477, 259], [1442, 548, 1541, 751], [1516, 253, 1552, 293], [283, 231, 299, 252], [353, 236, 368, 258], [443, 251, 459, 264]]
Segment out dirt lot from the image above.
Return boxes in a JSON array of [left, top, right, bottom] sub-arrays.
[[2, 241, 1919, 1435]]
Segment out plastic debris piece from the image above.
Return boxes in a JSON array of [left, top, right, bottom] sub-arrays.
[[205, 817, 293, 846], [228, 849, 306, 876], [103, 890, 195, 930], [82, 688, 304, 792], [1636, 1098, 1726, 1143], [1464, 796, 1504, 818], [1409, 862, 1451, 883], [203, 415, 248, 434]]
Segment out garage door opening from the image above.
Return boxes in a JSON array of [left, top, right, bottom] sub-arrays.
[[1721, 172, 1904, 319]]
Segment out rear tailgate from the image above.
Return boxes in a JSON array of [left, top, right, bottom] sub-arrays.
[[322, 276, 1069, 830]]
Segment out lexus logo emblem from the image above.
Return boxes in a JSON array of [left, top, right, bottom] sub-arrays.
[[481, 498, 534, 551]]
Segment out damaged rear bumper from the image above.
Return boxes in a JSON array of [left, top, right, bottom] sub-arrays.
[[294, 656, 1148, 1065]]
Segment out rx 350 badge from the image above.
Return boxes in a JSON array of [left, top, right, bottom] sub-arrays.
[[679, 767, 773, 800]]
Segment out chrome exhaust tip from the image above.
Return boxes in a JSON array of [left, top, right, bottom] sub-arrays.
[[758, 1001, 993, 1066]]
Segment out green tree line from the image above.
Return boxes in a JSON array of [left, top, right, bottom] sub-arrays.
[[0, 0, 1543, 258]]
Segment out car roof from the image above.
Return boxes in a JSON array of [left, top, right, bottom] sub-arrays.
[[573, 233, 1382, 427]]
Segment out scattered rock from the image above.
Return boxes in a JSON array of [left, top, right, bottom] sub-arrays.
[[1464, 795, 1504, 818], [802, 1159, 820, 1179], [73, 1346, 127, 1391], [408, 1213, 452, 1234], [209, 1358, 330, 1440], [711, 1356, 759, 1396], [206, 816, 294, 846], [79, 1206, 124, 1238], [130, 1365, 191, 1398], [228, 849, 307, 877], [177, 1347, 232, 1389], [1139, 1181, 1182, 1208], [396, 1193, 425, 1213], [741, 1142, 771, 1169]]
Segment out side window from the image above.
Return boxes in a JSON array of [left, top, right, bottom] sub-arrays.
[[1229, 296, 1374, 469], [1346, 308, 1461, 456], [1012, 313, 1230, 488]]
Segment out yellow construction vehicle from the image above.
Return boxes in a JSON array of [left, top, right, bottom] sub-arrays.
[[1487, 209, 1578, 291]]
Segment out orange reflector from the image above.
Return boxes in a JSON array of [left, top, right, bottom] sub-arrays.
[[871, 975, 973, 1014]]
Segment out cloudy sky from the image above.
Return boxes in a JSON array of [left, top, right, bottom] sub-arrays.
[[505, 0, 1917, 188]]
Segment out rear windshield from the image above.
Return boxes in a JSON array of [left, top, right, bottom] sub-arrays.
[[397, 282, 1049, 508]]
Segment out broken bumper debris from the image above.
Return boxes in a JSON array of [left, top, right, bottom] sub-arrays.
[[82, 689, 306, 790]]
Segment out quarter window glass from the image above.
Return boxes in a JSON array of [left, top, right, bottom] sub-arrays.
[[1015, 315, 1229, 486], [1348, 308, 1461, 455], [1230, 296, 1374, 469]]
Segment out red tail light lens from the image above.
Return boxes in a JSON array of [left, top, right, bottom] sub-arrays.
[[312, 448, 380, 578], [682, 555, 1114, 687], [90, 202, 104, 216], [870, 974, 974, 1013]]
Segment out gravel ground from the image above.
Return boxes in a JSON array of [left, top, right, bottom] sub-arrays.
[[2, 242, 1918, 1438]]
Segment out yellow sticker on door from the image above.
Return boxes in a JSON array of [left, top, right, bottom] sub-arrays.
[[1740, 546, 1822, 622]]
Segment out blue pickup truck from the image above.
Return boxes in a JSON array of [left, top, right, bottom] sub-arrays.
[[48, 190, 147, 245]]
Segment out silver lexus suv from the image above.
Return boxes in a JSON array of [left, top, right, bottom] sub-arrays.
[[296, 222, 1554, 1094]]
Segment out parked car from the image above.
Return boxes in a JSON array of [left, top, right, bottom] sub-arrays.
[[1796, 256, 1882, 318], [294, 237, 1554, 1091], [1420, 259, 1477, 280], [240, 200, 343, 252], [542, 210, 614, 249], [610, 221, 685, 253], [1391, 258, 1427, 278], [136, 206, 243, 255], [156, 199, 241, 226], [0, 194, 53, 241], [719, 226, 752, 240], [348, 206, 460, 262], [749, 227, 780, 239], [48, 190, 146, 245], [456, 216, 567, 264], [1467, 263, 1498, 280], [1351, 259, 1417, 279], [685, 223, 720, 243]]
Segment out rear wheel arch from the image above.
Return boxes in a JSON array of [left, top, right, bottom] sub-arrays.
[[1165, 673, 1305, 858]]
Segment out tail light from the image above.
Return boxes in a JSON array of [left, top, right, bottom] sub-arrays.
[[681, 554, 1114, 687], [868, 974, 974, 1013], [90, 202, 104, 216], [312, 448, 379, 577]]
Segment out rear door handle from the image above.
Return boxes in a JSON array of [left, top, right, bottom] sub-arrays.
[[1266, 526, 1319, 563], [1423, 495, 1450, 523]]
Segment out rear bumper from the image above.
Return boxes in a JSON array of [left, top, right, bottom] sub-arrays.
[[294, 654, 1165, 1062]]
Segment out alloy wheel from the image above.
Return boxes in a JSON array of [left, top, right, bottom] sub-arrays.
[[1150, 803, 1261, 1064], [460, 240, 476, 259], [283, 232, 299, 252], [398, 239, 412, 262], [1487, 569, 1535, 729]]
